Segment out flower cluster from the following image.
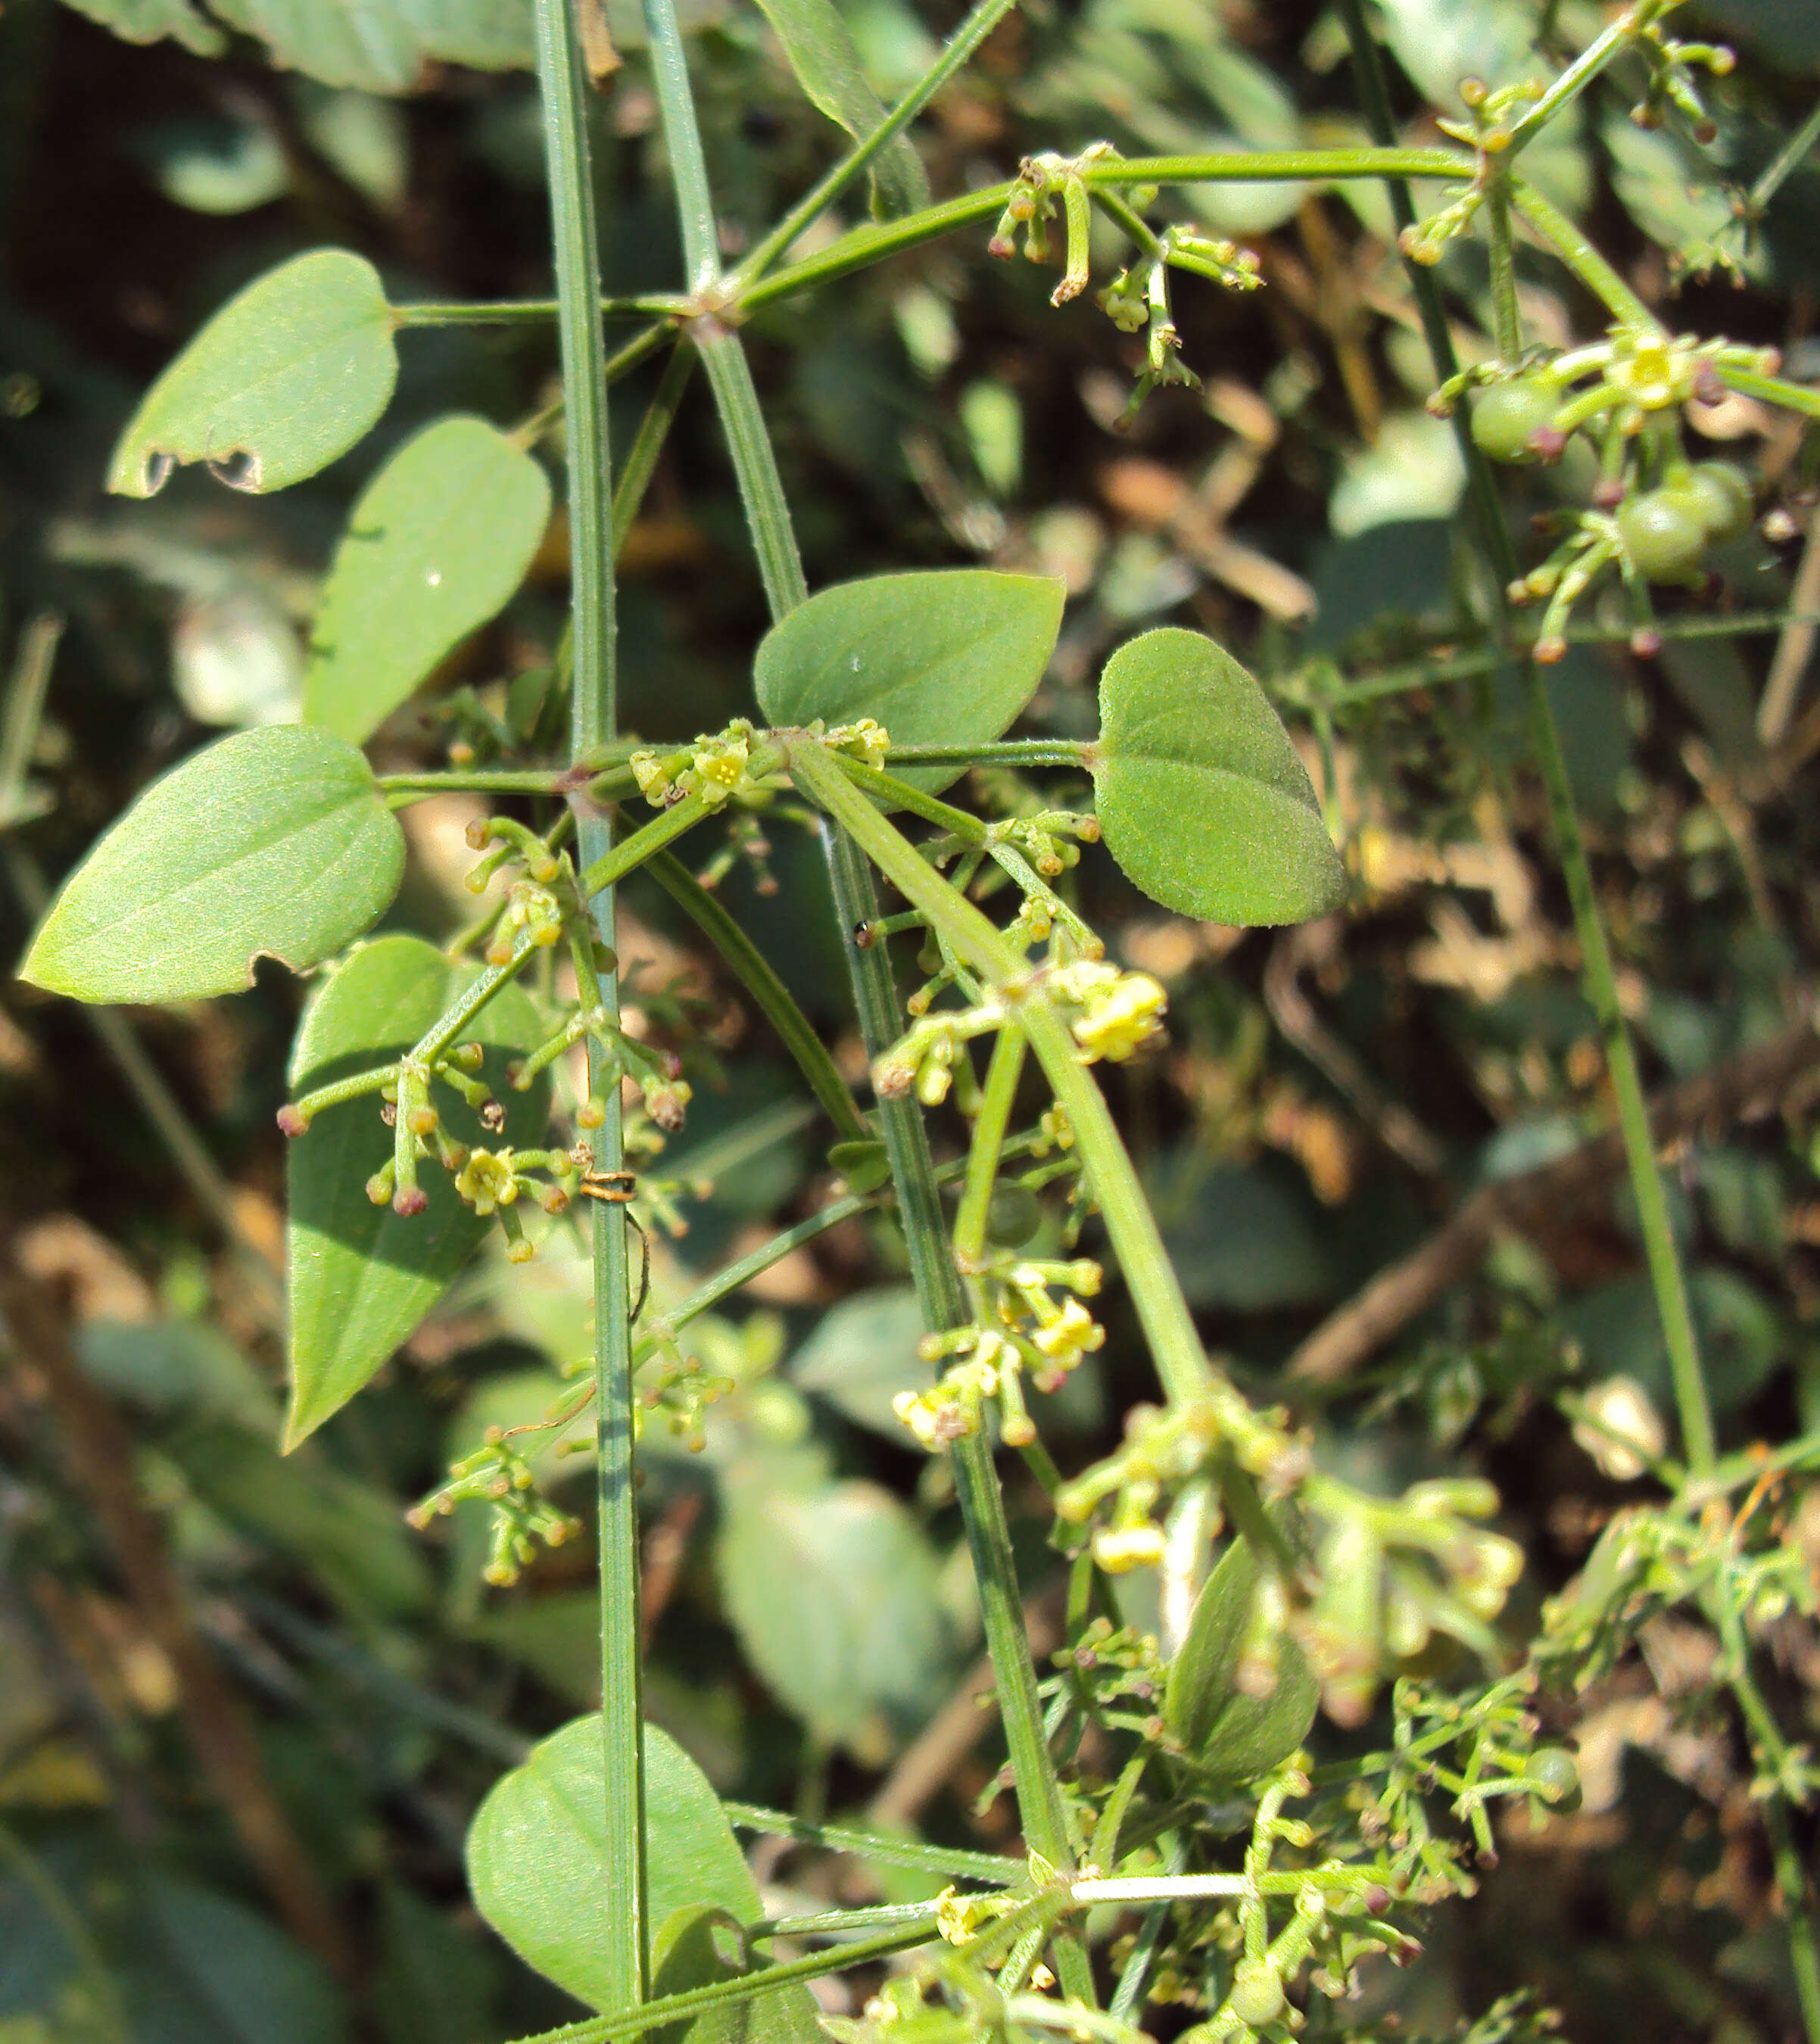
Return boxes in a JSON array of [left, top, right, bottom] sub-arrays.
[[893, 1260, 1106, 1452], [407, 1428, 583, 1587], [631, 718, 773, 809]]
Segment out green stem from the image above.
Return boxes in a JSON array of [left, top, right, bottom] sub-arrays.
[[1503, 1, 1669, 157], [820, 821, 1093, 2001], [1716, 365, 1820, 422], [647, 6, 1088, 1969], [1741, 92, 1820, 225], [738, 151, 1470, 313], [954, 1024, 1027, 1267], [642, 0, 720, 291], [392, 296, 682, 324], [612, 343, 698, 552], [887, 740, 1092, 770], [1485, 180, 1521, 361], [644, 848, 868, 1142], [722, 1804, 1018, 1884], [1090, 187, 1166, 261], [1520, 683, 1716, 1476], [695, 325, 810, 613], [535, 0, 646, 2008], [506, 1922, 940, 2044], [732, 0, 1021, 285], [577, 791, 713, 897], [787, 742, 1223, 1422], [1508, 173, 1663, 332], [378, 770, 572, 795]]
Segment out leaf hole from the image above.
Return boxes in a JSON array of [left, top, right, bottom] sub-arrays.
[[140, 450, 175, 497], [207, 448, 265, 492]]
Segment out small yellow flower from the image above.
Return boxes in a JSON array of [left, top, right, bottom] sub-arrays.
[[1093, 1521, 1167, 1573], [1073, 971, 1167, 1063], [455, 1148, 519, 1217]]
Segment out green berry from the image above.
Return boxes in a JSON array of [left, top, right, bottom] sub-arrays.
[[1469, 376, 1559, 463], [1527, 1746, 1582, 1812], [1681, 461, 1754, 545], [1616, 488, 1709, 582], [986, 1182, 1044, 1248], [1229, 1959, 1286, 2028]]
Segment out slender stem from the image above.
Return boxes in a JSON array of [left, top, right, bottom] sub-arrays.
[[1508, 173, 1663, 332], [576, 791, 712, 896], [392, 295, 683, 324], [1091, 187, 1165, 261], [1485, 182, 1521, 361], [1522, 682, 1717, 1475], [379, 769, 571, 794], [535, 0, 646, 2009], [841, 756, 989, 840], [642, 0, 720, 292], [606, 322, 678, 385], [820, 824, 1093, 2002], [644, 848, 868, 1141], [887, 740, 1092, 770], [612, 342, 697, 552], [695, 326, 810, 613], [649, 9, 1088, 1973], [723, 1803, 1018, 1884], [1503, 2, 1666, 157], [505, 1922, 939, 2044], [787, 743, 1223, 1419], [954, 1025, 1027, 1267], [738, 151, 1471, 313], [1741, 92, 1820, 224], [732, 0, 1021, 285], [1716, 366, 1820, 422]]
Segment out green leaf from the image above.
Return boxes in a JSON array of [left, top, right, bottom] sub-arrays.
[[750, 0, 928, 219], [753, 570, 1064, 793], [57, 0, 226, 57], [1163, 1536, 1317, 1783], [19, 725, 404, 1004], [1091, 627, 1347, 926], [466, 1717, 760, 2011], [108, 250, 397, 497], [647, 1906, 824, 2044], [182, 0, 533, 92], [304, 416, 551, 743], [285, 935, 550, 1447], [790, 1286, 931, 1438], [716, 1457, 955, 1763]]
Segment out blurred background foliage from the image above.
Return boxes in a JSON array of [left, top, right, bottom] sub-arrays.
[[4, 0, 1820, 2040]]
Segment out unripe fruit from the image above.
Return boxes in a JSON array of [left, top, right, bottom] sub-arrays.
[[1527, 1746, 1582, 1812], [1681, 461, 1754, 545], [1469, 377, 1559, 463], [1229, 1959, 1286, 2028], [986, 1182, 1044, 1248], [1617, 488, 1709, 582]]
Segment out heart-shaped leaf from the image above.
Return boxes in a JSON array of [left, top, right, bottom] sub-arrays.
[[20, 725, 404, 1004], [467, 1717, 771, 2011], [1091, 627, 1347, 926], [750, 0, 928, 219], [753, 571, 1064, 792], [285, 936, 549, 1448], [1163, 1536, 1317, 1784], [304, 415, 551, 743], [108, 249, 397, 497]]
